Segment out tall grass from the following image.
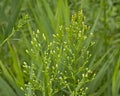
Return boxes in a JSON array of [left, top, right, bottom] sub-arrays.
[[0, 0, 120, 96]]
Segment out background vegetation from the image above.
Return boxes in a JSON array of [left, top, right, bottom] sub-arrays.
[[0, 0, 120, 96]]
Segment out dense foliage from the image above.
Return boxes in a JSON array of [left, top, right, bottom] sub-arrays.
[[0, 0, 120, 96]]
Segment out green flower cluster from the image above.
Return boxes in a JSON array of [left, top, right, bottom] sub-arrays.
[[24, 10, 95, 96]]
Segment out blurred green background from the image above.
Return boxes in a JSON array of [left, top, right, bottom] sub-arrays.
[[0, 0, 120, 96]]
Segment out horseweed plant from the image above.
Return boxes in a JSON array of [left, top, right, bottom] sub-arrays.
[[23, 11, 95, 96]]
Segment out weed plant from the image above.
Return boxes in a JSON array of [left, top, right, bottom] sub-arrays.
[[23, 11, 95, 96]]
